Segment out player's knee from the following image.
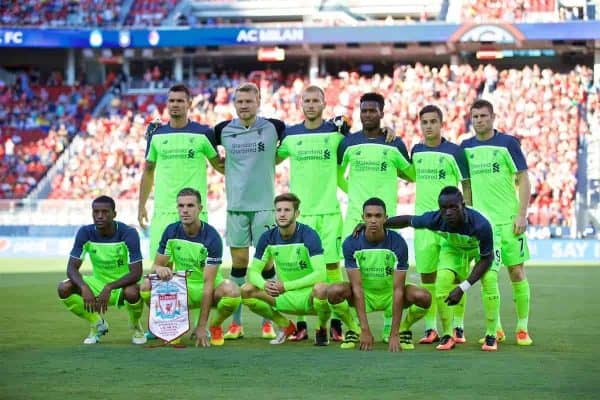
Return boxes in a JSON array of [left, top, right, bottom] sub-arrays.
[[231, 249, 249, 268], [123, 284, 140, 303], [240, 283, 257, 299], [420, 272, 436, 284], [416, 288, 432, 309], [327, 283, 347, 303], [312, 282, 328, 299], [57, 279, 74, 299], [219, 280, 241, 298], [508, 264, 526, 282]]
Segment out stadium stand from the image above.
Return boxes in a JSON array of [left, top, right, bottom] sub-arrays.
[[125, 0, 180, 26], [460, 0, 557, 22], [43, 64, 595, 229]]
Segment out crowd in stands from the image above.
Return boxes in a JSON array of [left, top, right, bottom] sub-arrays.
[[124, 0, 179, 26], [0, 73, 100, 198], [459, 0, 592, 22], [0, 0, 123, 27], [42, 64, 597, 229]]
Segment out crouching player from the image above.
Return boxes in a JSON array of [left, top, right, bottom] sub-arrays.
[[241, 193, 332, 345], [140, 188, 241, 347], [57, 196, 145, 345], [328, 197, 432, 352]]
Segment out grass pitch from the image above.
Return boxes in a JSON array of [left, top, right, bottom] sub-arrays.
[[0, 259, 598, 400]]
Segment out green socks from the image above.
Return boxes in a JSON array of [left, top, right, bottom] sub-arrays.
[[435, 269, 455, 337], [61, 294, 101, 325], [329, 300, 360, 333], [125, 298, 143, 325], [512, 279, 530, 331], [211, 296, 242, 327], [312, 298, 331, 329], [326, 267, 343, 284], [453, 292, 467, 329], [481, 271, 501, 337], [421, 282, 437, 331], [140, 289, 150, 305], [400, 304, 428, 331], [242, 298, 288, 328]]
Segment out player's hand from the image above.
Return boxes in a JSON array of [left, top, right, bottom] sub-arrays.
[[359, 329, 374, 351], [382, 126, 396, 143], [264, 280, 281, 297], [514, 215, 527, 235], [156, 266, 173, 281], [194, 326, 210, 348], [81, 285, 96, 313], [445, 287, 464, 306], [95, 286, 111, 314], [138, 206, 149, 229], [352, 223, 366, 238], [388, 335, 402, 352]]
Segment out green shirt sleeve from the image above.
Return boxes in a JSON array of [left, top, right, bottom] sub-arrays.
[[248, 257, 268, 290]]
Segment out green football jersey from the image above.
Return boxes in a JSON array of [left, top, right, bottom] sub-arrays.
[[411, 138, 469, 214], [145, 122, 218, 214], [338, 132, 412, 217], [249, 223, 326, 291], [70, 221, 142, 283], [461, 131, 528, 224], [158, 221, 223, 285], [278, 121, 344, 214], [343, 230, 408, 293]]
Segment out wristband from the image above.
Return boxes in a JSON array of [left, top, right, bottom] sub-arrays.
[[458, 280, 472, 292]]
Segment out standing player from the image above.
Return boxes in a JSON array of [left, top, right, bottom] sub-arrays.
[[327, 197, 431, 352], [57, 196, 145, 345], [138, 84, 224, 260], [139, 188, 241, 347], [382, 186, 501, 351], [410, 105, 471, 345], [214, 82, 285, 340], [241, 193, 332, 345], [461, 99, 532, 346], [337, 92, 414, 340], [276, 85, 347, 341]]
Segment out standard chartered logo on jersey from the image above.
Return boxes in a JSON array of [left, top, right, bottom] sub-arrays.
[[470, 161, 501, 175], [354, 160, 385, 172], [230, 142, 265, 154], [160, 148, 196, 160]]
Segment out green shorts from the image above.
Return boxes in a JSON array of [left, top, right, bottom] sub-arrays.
[[414, 229, 441, 274], [494, 222, 530, 267], [150, 211, 208, 259], [274, 287, 315, 315], [363, 291, 393, 317], [342, 209, 363, 239], [186, 276, 224, 309], [299, 213, 342, 264], [83, 276, 123, 308], [438, 241, 501, 281], [226, 210, 274, 247]]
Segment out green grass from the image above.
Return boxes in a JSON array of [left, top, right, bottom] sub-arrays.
[[0, 259, 598, 400]]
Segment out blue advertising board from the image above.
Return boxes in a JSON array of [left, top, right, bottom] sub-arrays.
[[1, 21, 599, 49]]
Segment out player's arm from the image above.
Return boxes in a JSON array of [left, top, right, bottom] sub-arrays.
[[347, 268, 373, 351], [195, 264, 218, 347], [152, 227, 174, 280], [138, 161, 155, 229], [446, 254, 492, 306], [384, 215, 413, 230], [208, 156, 224, 174], [337, 165, 348, 193], [282, 254, 326, 292], [388, 269, 407, 352], [514, 170, 531, 235], [446, 218, 494, 305], [397, 168, 414, 182]]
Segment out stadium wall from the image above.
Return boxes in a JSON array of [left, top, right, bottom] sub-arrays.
[[1, 236, 598, 264]]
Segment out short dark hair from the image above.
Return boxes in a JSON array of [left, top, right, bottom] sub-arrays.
[[359, 92, 385, 112], [362, 197, 386, 213], [92, 195, 116, 211], [439, 186, 463, 202], [274, 193, 301, 211], [168, 84, 191, 100], [177, 187, 202, 204], [470, 99, 494, 114], [419, 104, 443, 122]]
